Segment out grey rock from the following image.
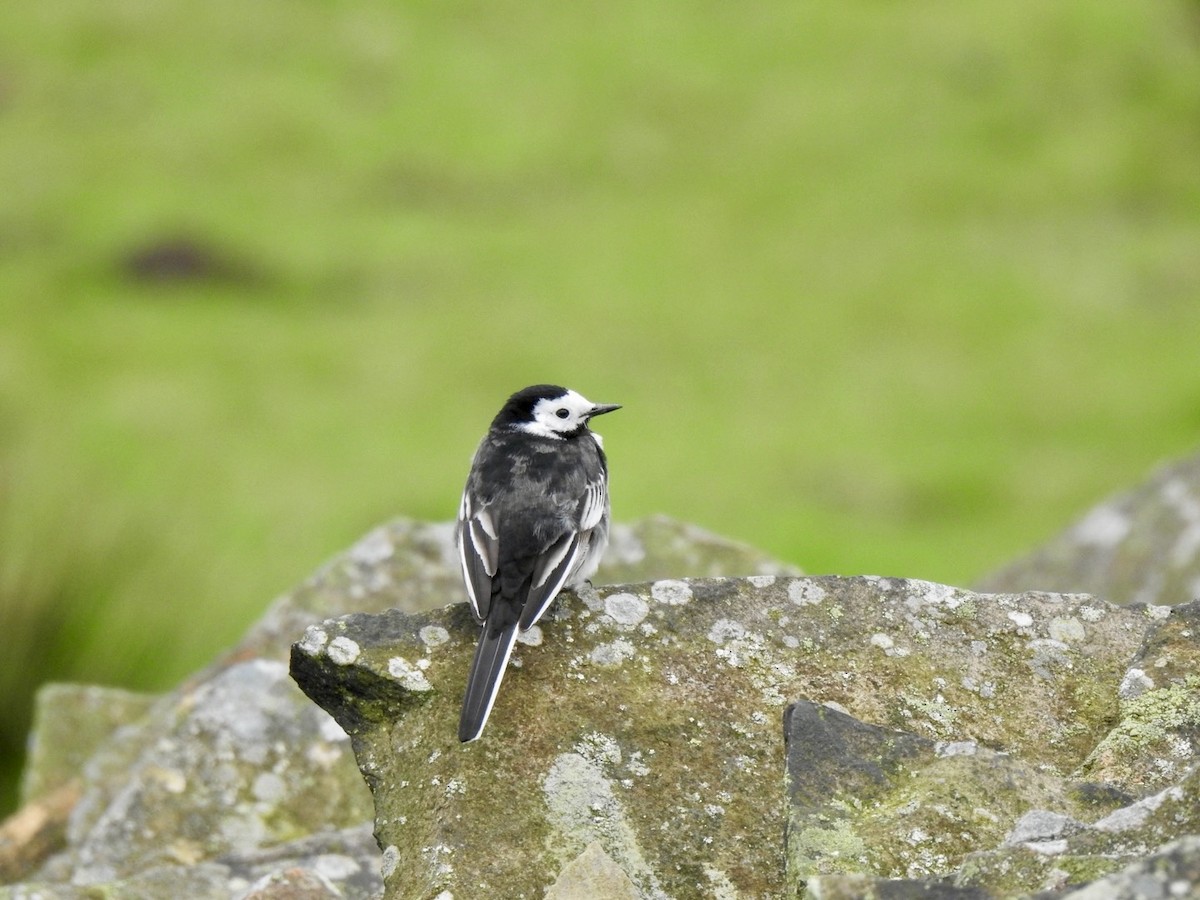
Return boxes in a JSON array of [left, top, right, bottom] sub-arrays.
[[2, 824, 383, 899], [63, 659, 370, 885], [3, 516, 793, 898], [1003, 810, 1086, 846], [289, 575, 1173, 899], [1078, 600, 1200, 791], [977, 452, 1200, 606], [20, 684, 157, 805], [806, 873, 993, 899], [8, 509, 1200, 899], [544, 841, 641, 900], [1054, 835, 1200, 900], [227, 515, 800, 668]]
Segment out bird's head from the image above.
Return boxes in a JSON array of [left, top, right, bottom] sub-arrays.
[[493, 384, 620, 440]]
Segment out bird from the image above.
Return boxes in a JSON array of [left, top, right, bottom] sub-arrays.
[[456, 384, 620, 742]]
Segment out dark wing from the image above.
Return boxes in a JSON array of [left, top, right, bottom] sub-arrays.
[[457, 487, 498, 622], [518, 470, 609, 630]]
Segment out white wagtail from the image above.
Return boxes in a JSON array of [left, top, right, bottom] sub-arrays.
[[456, 384, 620, 742]]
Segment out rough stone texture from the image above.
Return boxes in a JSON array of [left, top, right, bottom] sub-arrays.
[[977, 453, 1200, 606], [1, 516, 793, 899], [544, 841, 641, 900], [6, 502, 1200, 898], [1053, 834, 1200, 899], [226, 515, 800, 668], [2, 824, 382, 899], [19, 684, 158, 805], [290, 573, 1200, 899]]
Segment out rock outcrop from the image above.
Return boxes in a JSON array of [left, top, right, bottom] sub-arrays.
[[0, 517, 795, 898], [290, 575, 1199, 899], [978, 453, 1200, 607], [3, 453, 1200, 899]]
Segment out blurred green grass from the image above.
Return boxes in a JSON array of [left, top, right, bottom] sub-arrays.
[[2, 0, 1200, 814]]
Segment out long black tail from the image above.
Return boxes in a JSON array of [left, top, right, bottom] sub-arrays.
[[458, 616, 520, 742]]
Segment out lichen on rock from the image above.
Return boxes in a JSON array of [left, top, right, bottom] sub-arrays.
[[288, 576, 1194, 899]]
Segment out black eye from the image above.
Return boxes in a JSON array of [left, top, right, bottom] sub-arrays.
[[556, 408, 570, 419]]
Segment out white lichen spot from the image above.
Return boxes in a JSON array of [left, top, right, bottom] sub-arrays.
[[419, 625, 450, 647], [516, 625, 543, 646], [747, 575, 776, 589], [703, 864, 740, 900], [380, 845, 401, 878], [314, 854, 361, 881], [870, 633, 895, 651], [1146, 605, 1173, 621], [351, 527, 396, 564], [1007, 611, 1034, 629], [1048, 617, 1085, 644], [298, 626, 329, 655], [1070, 505, 1131, 547], [788, 580, 826, 607], [707, 619, 746, 645], [327, 636, 361, 666], [149, 767, 187, 794], [306, 741, 342, 770], [936, 740, 978, 758], [1118, 668, 1155, 700], [252, 771, 286, 804], [590, 639, 636, 666], [970, 640, 988, 656], [1079, 605, 1105, 623], [914, 581, 962, 608], [651, 579, 692, 605], [542, 753, 662, 897], [318, 714, 350, 743], [388, 657, 433, 691], [576, 732, 623, 765], [782, 635, 800, 649], [605, 592, 650, 627], [1024, 840, 1069, 856], [627, 753, 650, 777]]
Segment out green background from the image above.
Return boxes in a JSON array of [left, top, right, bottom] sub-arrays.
[[2, 0, 1199, 814]]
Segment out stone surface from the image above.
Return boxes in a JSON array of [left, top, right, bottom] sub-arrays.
[[63, 659, 370, 884], [545, 841, 641, 900], [290, 575, 1199, 899], [978, 452, 1200, 606], [6, 507, 1199, 898], [783, 697, 1200, 898], [19, 684, 157, 806], [226, 515, 800, 669], [1055, 834, 1200, 899], [2, 824, 382, 899], [1, 516, 793, 899]]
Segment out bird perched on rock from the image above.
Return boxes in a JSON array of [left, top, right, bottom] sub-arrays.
[[456, 384, 620, 742]]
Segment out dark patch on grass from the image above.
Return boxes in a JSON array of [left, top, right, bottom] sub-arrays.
[[120, 235, 264, 286]]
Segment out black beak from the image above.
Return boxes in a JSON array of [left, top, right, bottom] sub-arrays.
[[587, 403, 621, 419]]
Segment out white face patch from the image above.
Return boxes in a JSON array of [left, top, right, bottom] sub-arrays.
[[520, 390, 597, 439]]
